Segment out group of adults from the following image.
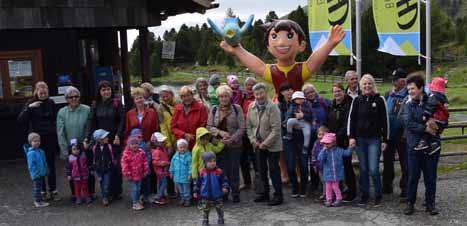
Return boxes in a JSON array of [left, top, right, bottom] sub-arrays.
[[17, 69, 441, 215]]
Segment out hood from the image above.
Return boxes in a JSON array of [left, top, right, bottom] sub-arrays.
[[23, 144, 31, 155], [195, 127, 211, 142]]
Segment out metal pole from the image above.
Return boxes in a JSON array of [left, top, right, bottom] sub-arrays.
[[356, 0, 362, 80], [426, 0, 431, 82]]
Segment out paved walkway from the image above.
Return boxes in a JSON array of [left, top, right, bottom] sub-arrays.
[[0, 158, 466, 226]]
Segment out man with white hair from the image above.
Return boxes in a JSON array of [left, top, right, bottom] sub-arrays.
[[344, 70, 360, 99]]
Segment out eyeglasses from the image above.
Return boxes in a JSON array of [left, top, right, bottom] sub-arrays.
[[66, 95, 80, 99]]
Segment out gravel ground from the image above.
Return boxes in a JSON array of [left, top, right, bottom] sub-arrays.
[[0, 156, 466, 226]]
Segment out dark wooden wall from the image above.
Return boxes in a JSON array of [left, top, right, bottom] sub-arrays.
[[0, 28, 118, 160]]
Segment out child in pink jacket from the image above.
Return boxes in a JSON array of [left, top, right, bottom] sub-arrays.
[[121, 136, 149, 211], [66, 139, 91, 205], [151, 132, 171, 205]]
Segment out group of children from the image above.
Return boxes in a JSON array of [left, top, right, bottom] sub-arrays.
[[25, 126, 229, 225]]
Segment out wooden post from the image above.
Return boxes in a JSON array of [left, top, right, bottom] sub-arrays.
[[139, 27, 151, 83], [120, 29, 132, 110]]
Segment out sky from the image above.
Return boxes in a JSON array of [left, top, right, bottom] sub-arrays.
[[126, 0, 308, 47]]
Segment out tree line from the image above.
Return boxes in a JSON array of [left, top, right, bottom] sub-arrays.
[[128, 0, 467, 79]]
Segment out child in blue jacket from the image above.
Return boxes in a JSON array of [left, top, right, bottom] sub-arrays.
[[169, 139, 192, 207], [318, 132, 354, 207], [24, 132, 50, 208], [193, 151, 229, 226]]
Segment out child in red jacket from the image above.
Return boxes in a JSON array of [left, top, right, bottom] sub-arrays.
[[151, 132, 171, 205], [121, 136, 149, 211]]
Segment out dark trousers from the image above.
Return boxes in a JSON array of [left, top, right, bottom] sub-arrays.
[[40, 133, 57, 192], [343, 155, 357, 197], [407, 150, 440, 205], [256, 150, 282, 198], [110, 145, 123, 199], [240, 134, 255, 186], [383, 138, 408, 195], [283, 134, 309, 195], [217, 147, 242, 197]]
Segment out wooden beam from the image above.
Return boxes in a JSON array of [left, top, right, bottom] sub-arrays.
[[119, 29, 132, 110], [139, 27, 150, 83]]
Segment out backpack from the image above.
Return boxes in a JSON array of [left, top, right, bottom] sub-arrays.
[[92, 144, 116, 166]]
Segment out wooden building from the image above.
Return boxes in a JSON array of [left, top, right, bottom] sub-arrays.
[[0, 0, 218, 160]]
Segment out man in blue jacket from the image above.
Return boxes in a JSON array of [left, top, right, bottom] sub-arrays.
[[383, 68, 409, 200]]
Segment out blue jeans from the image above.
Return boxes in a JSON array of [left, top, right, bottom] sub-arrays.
[[157, 176, 168, 199], [407, 149, 440, 205], [176, 183, 191, 202], [356, 137, 382, 198], [96, 171, 112, 199], [33, 177, 44, 202], [128, 180, 142, 205], [141, 174, 152, 198], [283, 132, 308, 195]]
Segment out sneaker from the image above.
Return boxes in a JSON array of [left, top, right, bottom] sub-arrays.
[[75, 197, 82, 205], [102, 198, 109, 206], [51, 190, 62, 201], [426, 204, 439, 216], [34, 201, 50, 208], [331, 200, 343, 207], [267, 197, 283, 206], [85, 197, 92, 204], [218, 218, 225, 225], [324, 201, 332, 207], [154, 198, 168, 205], [254, 194, 269, 203], [299, 193, 307, 198], [426, 142, 441, 155], [315, 194, 325, 202], [41, 192, 48, 201], [373, 196, 382, 208], [357, 196, 369, 206], [414, 140, 429, 151], [404, 203, 415, 215], [178, 200, 184, 206], [283, 134, 293, 140], [291, 193, 299, 198], [132, 203, 145, 211], [342, 194, 356, 203]]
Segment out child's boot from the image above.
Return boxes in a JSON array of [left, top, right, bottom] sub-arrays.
[[75, 197, 82, 205], [217, 211, 225, 225], [414, 140, 429, 151], [202, 210, 210, 226], [50, 190, 62, 201]]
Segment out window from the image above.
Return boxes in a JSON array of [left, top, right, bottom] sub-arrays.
[[0, 50, 43, 100]]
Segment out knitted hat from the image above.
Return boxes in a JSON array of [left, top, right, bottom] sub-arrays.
[[130, 128, 143, 137], [70, 138, 78, 147], [291, 91, 305, 101], [227, 75, 238, 86], [176, 139, 188, 148], [151, 132, 167, 143], [320, 133, 336, 144], [93, 129, 109, 141], [128, 136, 140, 145], [209, 74, 221, 86], [27, 132, 40, 144], [201, 151, 216, 164], [430, 77, 447, 93]]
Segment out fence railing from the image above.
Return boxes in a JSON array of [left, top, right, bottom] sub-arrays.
[[190, 71, 385, 84]]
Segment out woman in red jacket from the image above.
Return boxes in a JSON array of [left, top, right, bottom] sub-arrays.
[[124, 87, 160, 143], [170, 86, 208, 149]]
